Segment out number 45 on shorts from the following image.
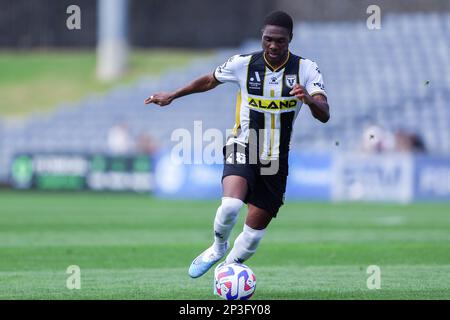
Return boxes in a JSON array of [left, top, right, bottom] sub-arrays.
[[226, 152, 246, 164]]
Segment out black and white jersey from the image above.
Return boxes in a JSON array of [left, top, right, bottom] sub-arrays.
[[214, 51, 327, 160]]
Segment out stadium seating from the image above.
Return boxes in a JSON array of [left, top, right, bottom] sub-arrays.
[[1, 13, 449, 182]]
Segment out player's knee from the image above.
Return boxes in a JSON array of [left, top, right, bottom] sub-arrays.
[[241, 224, 266, 251], [219, 197, 244, 224]]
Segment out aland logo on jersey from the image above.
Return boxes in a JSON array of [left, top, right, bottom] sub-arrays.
[[248, 97, 298, 111]]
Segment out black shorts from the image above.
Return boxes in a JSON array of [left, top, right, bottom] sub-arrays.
[[222, 143, 288, 217]]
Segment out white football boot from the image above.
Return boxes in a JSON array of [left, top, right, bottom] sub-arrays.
[[188, 243, 228, 278]]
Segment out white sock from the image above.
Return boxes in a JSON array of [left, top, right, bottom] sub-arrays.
[[225, 224, 266, 264], [213, 197, 244, 254]]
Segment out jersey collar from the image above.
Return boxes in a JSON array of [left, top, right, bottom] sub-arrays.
[[263, 51, 290, 72]]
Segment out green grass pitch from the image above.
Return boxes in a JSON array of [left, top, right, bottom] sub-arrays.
[[0, 191, 449, 299]]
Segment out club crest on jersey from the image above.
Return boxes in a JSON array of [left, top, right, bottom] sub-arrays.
[[285, 74, 297, 88]]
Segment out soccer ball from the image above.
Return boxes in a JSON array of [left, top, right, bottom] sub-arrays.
[[214, 263, 256, 300]]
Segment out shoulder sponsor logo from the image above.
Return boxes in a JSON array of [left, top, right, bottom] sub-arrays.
[[285, 74, 297, 88], [313, 82, 325, 90], [315, 66, 321, 74], [248, 97, 297, 110]]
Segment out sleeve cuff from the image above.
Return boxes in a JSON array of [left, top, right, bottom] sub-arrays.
[[212, 70, 224, 83], [310, 90, 327, 98]]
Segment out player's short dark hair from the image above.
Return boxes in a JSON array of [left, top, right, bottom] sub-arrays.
[[263, 11, 293, 36]]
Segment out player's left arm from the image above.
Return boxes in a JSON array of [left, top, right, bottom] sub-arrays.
[[289, 85, 330, 123], [290, 61, 330, 123]]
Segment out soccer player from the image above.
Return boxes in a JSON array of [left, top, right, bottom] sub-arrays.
[[144, 11, 330, 278]]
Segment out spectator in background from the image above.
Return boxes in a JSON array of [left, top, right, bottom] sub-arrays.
[[395, 130, 426, 153], [107, 122, 134, 155], [136, 133, 158, 156], [361, 124, 395, 153]]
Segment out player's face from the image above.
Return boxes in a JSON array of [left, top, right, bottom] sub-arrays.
[[262, 25, 291, 65]]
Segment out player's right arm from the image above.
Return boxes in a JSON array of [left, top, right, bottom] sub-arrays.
[[144, 54, 243, 107], [144, 73, 220, 106]]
